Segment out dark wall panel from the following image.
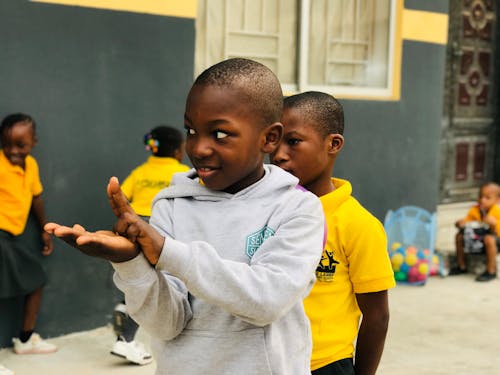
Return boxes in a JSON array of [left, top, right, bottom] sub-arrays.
[[0, 0, 194, 346], [335, 41, 447, 220], [404, 0, 449, 14]]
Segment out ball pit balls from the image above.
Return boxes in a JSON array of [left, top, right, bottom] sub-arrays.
[[394, 271, 407, 281], [418, 262, 429, 275], [388, 244, 432, 284], [391, 242, 402, 251], [406, 246, 417, 254], [417, 250, 426, 260], [407, 266, 420, 283], [390, 253, 404, 271], [429, 254, 441, 276], [405, 253, 418, 266], [399, 262, 410, 273]]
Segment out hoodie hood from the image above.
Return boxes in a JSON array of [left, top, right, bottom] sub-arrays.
[[153, 164, 299, 203]]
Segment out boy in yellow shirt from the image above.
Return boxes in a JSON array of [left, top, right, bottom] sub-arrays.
[[449, 182, 500, 282], [271, 91, 395, 375]]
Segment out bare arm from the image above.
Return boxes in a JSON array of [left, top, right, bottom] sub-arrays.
[[32, 194, 53, 256], [455, 218, 466, 229], [354, 290, 390, 375]]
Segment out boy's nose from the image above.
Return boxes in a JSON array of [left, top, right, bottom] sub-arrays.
[[189, 138, 213, 159], [270, 147, 288, 165]]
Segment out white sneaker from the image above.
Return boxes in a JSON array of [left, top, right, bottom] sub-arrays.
[[111, 339, 153, 365], [0, 364, 14, 375], [12, 333, 58, 354], [114, 303, 127, 314]]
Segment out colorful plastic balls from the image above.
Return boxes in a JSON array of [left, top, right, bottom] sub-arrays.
[[405, 253, 418, 266], [417, 250, 427, 260], [399, 262, 410, 273], [418, 262, 429, 275], [394, 271, 407, 281], [406, 246, 417, 254], [391, 242, 402, 251], [407, 266, 420, 283], [390, 253, 404, 271]]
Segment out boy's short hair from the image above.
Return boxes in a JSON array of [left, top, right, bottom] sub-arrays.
[[284, 91, 344, 137], [480, 181, 500, 196], [194, 58, 283, 125], [0, 113, 36, 142], [145, 125, 183, 157]]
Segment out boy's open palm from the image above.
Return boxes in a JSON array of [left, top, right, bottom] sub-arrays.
[[45, 177, 164, 265], [44, 222, 139, 262]]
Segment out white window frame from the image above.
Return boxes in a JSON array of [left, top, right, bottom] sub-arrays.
[[293, 0, 397, 98], [195, 0, 398, 99]]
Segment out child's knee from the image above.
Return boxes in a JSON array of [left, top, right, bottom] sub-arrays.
[[484, 234, 497, 248]]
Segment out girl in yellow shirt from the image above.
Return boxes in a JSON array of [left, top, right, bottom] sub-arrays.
[[0, 113, 57, 358], [110, 125, 190, 365]]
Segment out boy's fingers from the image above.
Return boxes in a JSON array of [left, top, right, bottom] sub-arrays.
[[44, 222, 60, 233], [113, 212, 143, 237], [107, 176, 135, 218], [72, 224, 87, 234], [75, 233, 138, 260]]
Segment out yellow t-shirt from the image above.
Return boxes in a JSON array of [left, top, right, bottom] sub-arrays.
[[464, 204, 500, 236], [121, 156, 190, 216], [304, 178, 396, 371], [0, 150, 43, 235]]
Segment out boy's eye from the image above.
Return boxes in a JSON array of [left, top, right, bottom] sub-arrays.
[[215, 131, 228, 139], [287, 138, 301, 146], [185, 126, 196, 135]]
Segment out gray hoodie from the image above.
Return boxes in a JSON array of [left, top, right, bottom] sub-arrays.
[[112, 164, 324, 374]]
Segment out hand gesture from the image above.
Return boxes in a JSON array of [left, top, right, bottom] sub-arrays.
[[107, 177, 165, 265], [41, 231, 54, 256], [455, 219, 466, 229], [44, 222, 139, 263], [483, 214, 497, 229]]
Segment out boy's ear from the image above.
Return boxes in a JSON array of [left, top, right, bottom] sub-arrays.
[[173, 147, 183, 161], [261, 122, 283, 153], [326, 134, 344, 155]]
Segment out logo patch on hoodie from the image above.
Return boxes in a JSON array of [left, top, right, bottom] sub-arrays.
[[246, 226, 275, 258]]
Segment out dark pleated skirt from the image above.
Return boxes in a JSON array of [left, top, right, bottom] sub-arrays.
[[0, 230, 47, 298]]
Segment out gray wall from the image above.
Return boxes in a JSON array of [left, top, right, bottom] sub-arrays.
[[336, 41, 447, 220], [0, 0, 194, 347]]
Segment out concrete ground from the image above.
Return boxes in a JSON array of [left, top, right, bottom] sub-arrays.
[[1, 273, 499, 375]]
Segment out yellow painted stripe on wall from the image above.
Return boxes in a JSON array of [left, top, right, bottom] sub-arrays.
[[402, 9, 448, 45], [31, 0, 197, 19]]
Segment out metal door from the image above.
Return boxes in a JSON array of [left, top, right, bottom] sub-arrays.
[[440, 0, 497, 203]]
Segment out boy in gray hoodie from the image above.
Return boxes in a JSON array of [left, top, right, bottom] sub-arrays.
[[46, 58, 325, 375]]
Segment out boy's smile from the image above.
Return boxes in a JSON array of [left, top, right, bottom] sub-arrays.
[[184, 84, 269, 194], [1, 121, 36, 169]]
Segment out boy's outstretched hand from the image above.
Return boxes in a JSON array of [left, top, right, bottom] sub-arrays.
[[44, 223, 139, 262], [107, 177, 165, 265], [45, 177, 165, 265]]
